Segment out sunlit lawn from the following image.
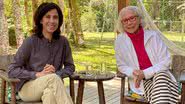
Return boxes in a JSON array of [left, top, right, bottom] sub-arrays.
[[72, 32, 185, 73], [163, 31, 185, 49], [72, 32, 116, 73]]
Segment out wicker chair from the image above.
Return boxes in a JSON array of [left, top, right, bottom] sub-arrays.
[[117, 55, 185, 104], [0, 54, 76, 104]]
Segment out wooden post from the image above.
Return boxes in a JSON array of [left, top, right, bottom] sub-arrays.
[[118, 0, 129, 13], [118, 1, 129, 103], [116, 0, 129, 35]]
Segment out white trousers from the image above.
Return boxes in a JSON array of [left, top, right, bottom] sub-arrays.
[[18, 74, 73, 104]]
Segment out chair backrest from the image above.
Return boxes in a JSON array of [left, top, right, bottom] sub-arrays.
[[171, 55, 185, 81], [0, 54, 14, 71]]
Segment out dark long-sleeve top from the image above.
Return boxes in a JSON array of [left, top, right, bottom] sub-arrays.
[[8, 35, 75, 92]]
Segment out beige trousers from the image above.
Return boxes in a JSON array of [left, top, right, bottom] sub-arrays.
[[18, 74, 73, 104]]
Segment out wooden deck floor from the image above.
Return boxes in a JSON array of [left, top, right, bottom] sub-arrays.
[[65, 77, 143, 104], [0, 78, 145, 104]]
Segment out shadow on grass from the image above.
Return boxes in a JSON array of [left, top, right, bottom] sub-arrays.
[[73, 37, 116, 72]]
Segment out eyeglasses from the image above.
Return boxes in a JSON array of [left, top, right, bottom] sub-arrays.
[[121, 16, 138, 24]]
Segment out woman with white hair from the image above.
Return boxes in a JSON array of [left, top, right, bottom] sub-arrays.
[[115, 6, 179, 104]]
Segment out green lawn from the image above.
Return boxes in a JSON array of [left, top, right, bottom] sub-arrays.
[[72, 32, 116, 73], [163, 31, 185, 49], [72, 32, 185, 73]]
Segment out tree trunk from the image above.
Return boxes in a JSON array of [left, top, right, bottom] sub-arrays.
[[58, 0, 65, 35], [0, 0, 9, 102], [68, 0, 84, 46], [0, 0, 9, 54], [32, 0, 38, 16], [66, 8, 72, 38], [58, 0, 64, 11], [152, 0, 158, 20], [12, 0, 25, 48], [99, 0, 107, 47], [24, 0, 32, 34]]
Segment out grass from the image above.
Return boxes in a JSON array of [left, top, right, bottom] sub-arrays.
[[163, 31, 185, 49], [72, 31, 185, 73], [72, 32, 117, 73]]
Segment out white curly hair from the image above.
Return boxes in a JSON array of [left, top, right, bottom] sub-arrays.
[[116, 6, 145, 33]]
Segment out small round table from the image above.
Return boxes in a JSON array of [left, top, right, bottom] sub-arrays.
[[70, 71, 115, 104]]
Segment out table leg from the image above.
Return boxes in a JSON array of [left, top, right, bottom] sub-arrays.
[[120, 77, 125, 104], [181, 83, 185, 104], [69, 78, 75, 103], [97, 81, 105, 104], [76, 80, 85, 104]]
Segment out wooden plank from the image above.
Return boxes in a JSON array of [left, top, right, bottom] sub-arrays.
[[87, 78, 142, 104], [66, 78, 147, 104]]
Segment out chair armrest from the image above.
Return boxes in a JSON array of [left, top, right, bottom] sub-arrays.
[[180, 70, 185, 83], [117, 71, 127, 78], [0, 69, 20, 82]]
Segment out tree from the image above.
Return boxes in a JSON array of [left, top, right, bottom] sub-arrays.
[[24, 0, 32, 34], [58, 0, 65, 35], [68, 0, 85, 46], [58, 0, 64, 12], [151, 0, 159, 20], [32, 0, 38, 16], [12, 0, 24, 48], [0, 0, 9, 54], [89, 0, 117, 32], [78, 0, 96, 32], [0, 0, 9, 101]]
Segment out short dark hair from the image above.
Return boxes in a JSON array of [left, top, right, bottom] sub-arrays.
[[32, 2, 63, 39]]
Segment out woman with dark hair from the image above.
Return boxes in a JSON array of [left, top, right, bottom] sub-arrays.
[[8, 2, 74, 104]]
